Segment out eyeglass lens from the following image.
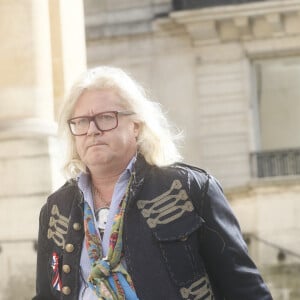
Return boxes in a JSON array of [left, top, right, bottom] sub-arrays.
[[69, 111, 118, 135]]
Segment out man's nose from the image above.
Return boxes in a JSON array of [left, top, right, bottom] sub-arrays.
[[87, 120, 103, 135]]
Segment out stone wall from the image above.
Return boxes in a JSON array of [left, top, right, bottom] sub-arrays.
[[1, 0, 300, 299]]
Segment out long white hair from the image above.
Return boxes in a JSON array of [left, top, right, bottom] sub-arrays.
[[59, 66, 183, 178]]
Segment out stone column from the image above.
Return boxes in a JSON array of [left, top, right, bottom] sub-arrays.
[[0, 1, 86, 299]]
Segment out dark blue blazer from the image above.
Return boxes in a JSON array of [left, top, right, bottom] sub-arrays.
[[33, 155, 273, 300]]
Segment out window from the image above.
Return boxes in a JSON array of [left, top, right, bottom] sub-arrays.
[[251, 57, 300, 177]]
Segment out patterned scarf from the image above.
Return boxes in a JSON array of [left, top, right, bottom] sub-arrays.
[[84, 175, 139, 300]]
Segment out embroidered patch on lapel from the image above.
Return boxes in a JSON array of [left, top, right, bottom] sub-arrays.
[[51, 252, 62, 291], [47, 205, 69, 249], [180, 275, 214, 299], [137, 179, 194, 228]]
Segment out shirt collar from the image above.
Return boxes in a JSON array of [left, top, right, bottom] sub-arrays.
[[77, 155, 137, 193]]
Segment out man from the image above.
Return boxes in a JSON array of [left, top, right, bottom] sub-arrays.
[[33, 66, 273, 299]]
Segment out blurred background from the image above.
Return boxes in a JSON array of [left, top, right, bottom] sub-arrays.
[[0, 0, 300, 299]]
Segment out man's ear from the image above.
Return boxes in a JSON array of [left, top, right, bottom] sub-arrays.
[[133, 122, 140, 139]]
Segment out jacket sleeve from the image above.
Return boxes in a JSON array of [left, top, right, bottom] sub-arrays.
[[32, 204, 55, 300], [198, 175, 273, 300]]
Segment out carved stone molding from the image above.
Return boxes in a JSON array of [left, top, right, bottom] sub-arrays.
[[170, 0, 300, 46]]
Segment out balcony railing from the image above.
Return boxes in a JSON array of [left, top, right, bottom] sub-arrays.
[[251, 148, 300, 178], [172, 0, 269, 10]]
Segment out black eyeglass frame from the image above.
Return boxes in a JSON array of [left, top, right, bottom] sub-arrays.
[[67, 110, 134, 136]]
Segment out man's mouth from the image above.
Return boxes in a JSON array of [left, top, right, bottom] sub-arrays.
[[88, 140, 106, 148]]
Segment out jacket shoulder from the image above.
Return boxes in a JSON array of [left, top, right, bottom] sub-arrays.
[[42, 179, 82, 221], [47, 179, 80, 203], [144, 162, 210, 195], [170, 163, 211, 216], [172, 162, 210, 189]]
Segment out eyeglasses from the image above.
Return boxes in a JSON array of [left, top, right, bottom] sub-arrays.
[[67, 110, 134, 136]]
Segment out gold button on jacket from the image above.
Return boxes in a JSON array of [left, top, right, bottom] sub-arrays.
[[62, 286, 71, 295], [62, 264, 71, 273], [73, 222, 82, 231], [65, 244, 74, 253]]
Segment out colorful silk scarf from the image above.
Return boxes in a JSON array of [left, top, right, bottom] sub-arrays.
[[84, 175, 139, 300]]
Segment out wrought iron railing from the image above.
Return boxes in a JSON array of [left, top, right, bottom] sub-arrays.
[[172, 0, 268, 10], [251, 148, 300, 178]]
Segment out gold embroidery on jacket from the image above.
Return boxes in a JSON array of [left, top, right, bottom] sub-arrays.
[[47, 205, 69, 248], [180, 275, 214, 299], [137, 179, 194, 228]]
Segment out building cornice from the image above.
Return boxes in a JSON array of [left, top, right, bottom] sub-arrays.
[[169, 0, 300, 46]]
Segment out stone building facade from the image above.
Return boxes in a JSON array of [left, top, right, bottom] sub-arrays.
[[0, 0, 299, 299]]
